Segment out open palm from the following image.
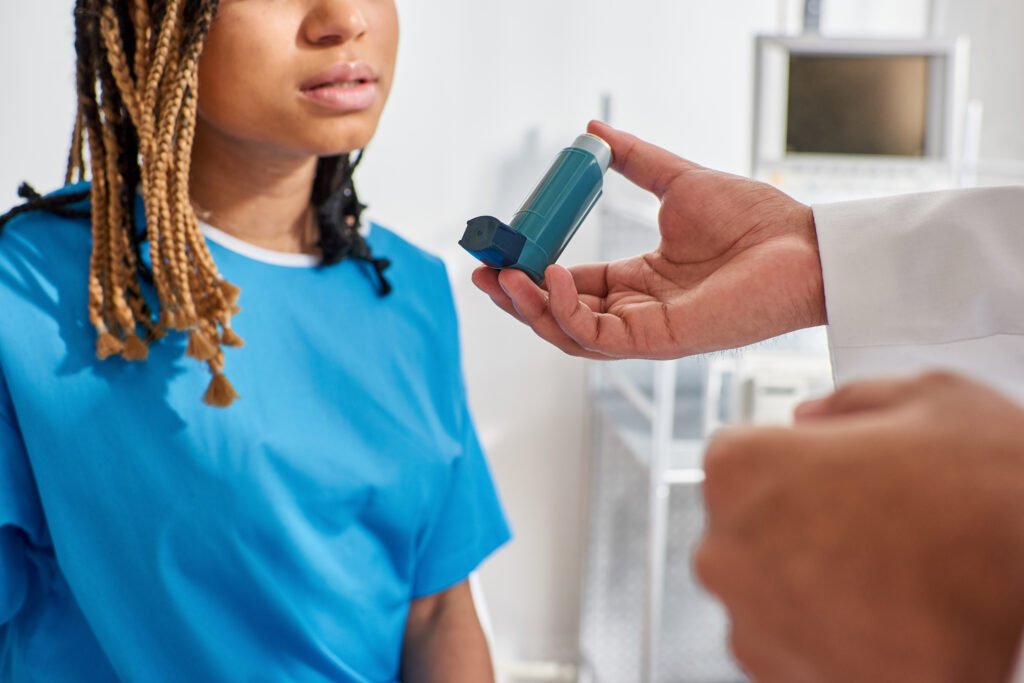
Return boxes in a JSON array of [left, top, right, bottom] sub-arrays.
[[472, 121, 826, 360]]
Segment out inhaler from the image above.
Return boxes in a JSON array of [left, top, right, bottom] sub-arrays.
[[459, 133, 613, 284]]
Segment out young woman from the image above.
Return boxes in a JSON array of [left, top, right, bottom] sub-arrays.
[[0, 1, 509, 681]]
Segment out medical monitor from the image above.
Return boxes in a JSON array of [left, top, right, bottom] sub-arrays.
[[753, 36, 968, 184]]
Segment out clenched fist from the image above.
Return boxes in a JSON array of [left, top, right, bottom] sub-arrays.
[[697, 372, 1024, 683]]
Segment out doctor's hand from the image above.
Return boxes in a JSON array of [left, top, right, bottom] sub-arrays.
[[697, 372, 1024, 683], [472, 120, 825, 360]]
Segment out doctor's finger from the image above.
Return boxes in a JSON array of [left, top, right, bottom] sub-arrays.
[[564, 262, 611, 300], [472, 266, 503, 298], [472, 267, 528, 324], [551, 263, 616, 313], [588, 120, 702, 199], [497, 269, 614, 361], [546, 265, 639, 358], [477, 264, 606, 344]]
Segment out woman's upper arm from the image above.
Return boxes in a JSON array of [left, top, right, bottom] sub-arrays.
[[405, 580, 475, 634]]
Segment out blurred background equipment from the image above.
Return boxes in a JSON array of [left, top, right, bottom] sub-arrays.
[[751, 33, 974, 203]]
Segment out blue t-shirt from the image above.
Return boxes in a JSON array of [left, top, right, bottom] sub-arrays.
[[0, 186, 510, 682]]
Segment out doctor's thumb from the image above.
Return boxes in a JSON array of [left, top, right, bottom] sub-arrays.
[[587, 120, 702, 199]]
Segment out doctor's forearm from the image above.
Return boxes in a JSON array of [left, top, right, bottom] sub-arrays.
[[401, 581, 494, 683]]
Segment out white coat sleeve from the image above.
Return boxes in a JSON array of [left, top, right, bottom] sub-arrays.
[[812, 185, 1024, 683], [812, 185, 1024, 403]]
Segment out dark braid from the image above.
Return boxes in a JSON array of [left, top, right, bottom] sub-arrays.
[[150, 0, 170, 32], [0, 185, 91, 230], [313, 152, 392, 295]]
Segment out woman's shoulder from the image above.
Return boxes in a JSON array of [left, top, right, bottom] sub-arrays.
[[365, 222, 445, 272], [363, 221, 468, 334], [0, 183, 93, 298], [365, 221, 455, 294], [0, 182, 93, 258]]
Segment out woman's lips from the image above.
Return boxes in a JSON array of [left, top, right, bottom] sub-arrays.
[[301, 80, 378, 112], [300, 61, 379, 113]]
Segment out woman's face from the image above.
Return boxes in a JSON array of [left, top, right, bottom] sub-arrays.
[[197, 0, 399, 158]]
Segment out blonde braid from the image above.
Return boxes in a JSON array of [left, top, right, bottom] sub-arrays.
[[99, 6, 140, 126], [87, 158, 120, 359], [175, 58, 234, 322], [156, 7, 245, 403], [85, 45, 123, 357], [151, 0, 241, 403], [131, 0, 151, 89], [171, 77, 211, 329], [132, 6, 181, 329], [204, 349, 238, 406], [96, 6, 149, 359], [122, 0, 166, 347], [142, 0, 183, 124], [73, 0, 239, 405], [98, 106, 135, 337], [141, 19, 188, 326]]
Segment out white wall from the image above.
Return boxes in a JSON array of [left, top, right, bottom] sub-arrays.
[[0, 5, 77, 207], [4, 0, 1024, 673]]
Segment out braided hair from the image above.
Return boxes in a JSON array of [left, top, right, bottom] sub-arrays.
[[0, 0, 391, 407]]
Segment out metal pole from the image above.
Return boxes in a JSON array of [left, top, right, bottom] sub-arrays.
[[803, 0, 822, 34], [640, 360, 677, 683]]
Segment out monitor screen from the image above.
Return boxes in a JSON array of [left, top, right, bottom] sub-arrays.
[[786, 55, 930, 157]]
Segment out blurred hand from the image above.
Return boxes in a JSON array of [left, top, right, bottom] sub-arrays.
[[472, 120, 825, 360], [697, 372, 1024, 683]]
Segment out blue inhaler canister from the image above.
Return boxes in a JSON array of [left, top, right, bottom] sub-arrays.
[[459, 133, 613, 284]]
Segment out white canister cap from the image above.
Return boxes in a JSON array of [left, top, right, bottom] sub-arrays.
[[571, 133, 613, 173]]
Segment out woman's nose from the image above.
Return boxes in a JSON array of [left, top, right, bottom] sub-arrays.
[[304, 0, 369, 46]]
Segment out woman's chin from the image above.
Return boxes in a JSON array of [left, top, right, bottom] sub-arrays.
[[300, 119, 381, 158]]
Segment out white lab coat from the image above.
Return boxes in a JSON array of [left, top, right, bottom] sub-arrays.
[[813, 185, 1024, 681]]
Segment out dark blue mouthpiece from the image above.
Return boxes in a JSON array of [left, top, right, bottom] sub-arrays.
[[459, 216, 527, 269]]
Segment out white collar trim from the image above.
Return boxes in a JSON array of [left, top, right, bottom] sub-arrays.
[[199, 222, 319, 267], [199, 219, 375, 268]]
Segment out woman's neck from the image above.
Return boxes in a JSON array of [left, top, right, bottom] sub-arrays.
[[189, 119, 321, 255]]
